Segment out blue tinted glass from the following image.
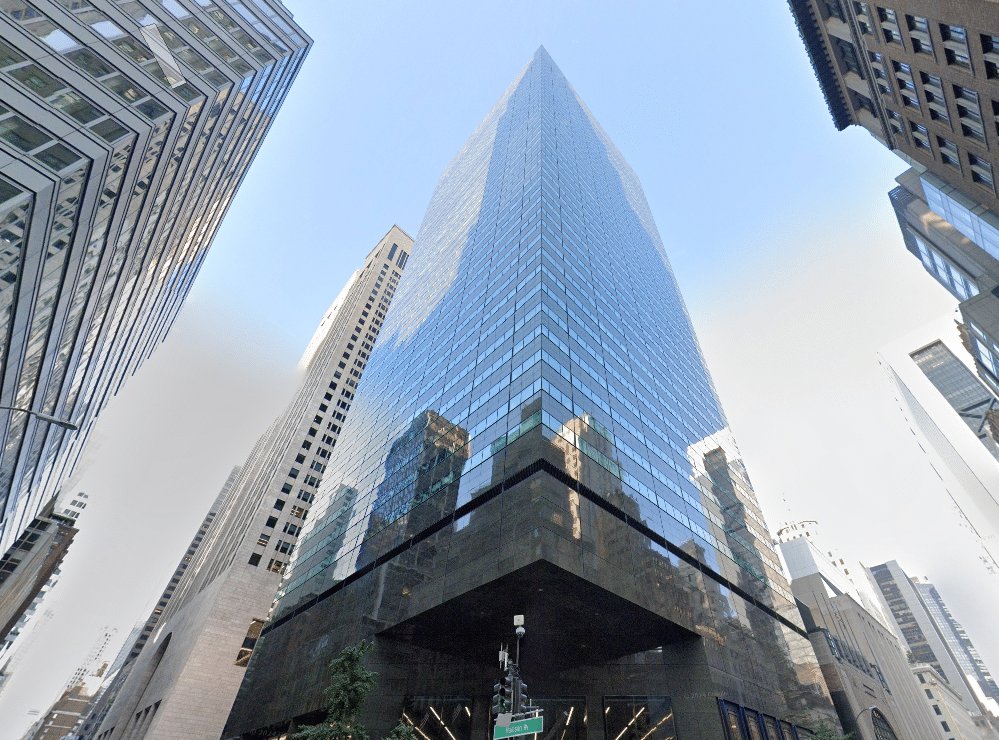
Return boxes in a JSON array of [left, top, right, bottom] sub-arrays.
[[276, 47, 791, 618]]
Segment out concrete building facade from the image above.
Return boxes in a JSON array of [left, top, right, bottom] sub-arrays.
[[914, 664, 997, 740], [89, 227, 412, 740]]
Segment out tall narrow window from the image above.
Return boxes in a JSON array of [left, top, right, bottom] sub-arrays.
[[234, 619, 265, 666], [878, 7, 902, 43], [907, 15, 934, 55], [941, 24, 972, 69]]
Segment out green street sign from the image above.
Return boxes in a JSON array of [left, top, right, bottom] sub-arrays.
[[494, 716, 543, 739]]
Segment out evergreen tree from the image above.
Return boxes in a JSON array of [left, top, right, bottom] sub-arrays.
[[292, 640, 413, 740], [810, 720, 855, 740]]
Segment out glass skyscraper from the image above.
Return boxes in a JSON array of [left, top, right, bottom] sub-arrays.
[[225, 48, 836, 740]]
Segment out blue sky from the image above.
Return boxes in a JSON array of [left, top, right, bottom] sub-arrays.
[[1, 1, 994, 734]]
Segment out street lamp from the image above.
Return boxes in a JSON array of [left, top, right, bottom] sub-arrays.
[[0, 405, 79, 431], [852, 706, 877, 739], [853, 706, 877, 722]]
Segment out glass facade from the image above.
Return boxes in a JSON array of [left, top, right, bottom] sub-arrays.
[[910, 340, 999, 461], [278, 46, 790, 620], [226, 48, 835, 740]]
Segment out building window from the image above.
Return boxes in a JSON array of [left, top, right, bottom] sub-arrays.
[[869, 52, 891, 95], [941, 24, 972, 69], [878, 7, 902, 43], [248, 553, 261, 567], [854, 2, 873, 34], [937, 136, 961, 169], [886, 108, 905, 136], [941, 722, 950, 732], [851, 90, 875, 114], [894, 62, 920, 110], [934, 706, 942, 715], [969, 153, 995, 192], [983, 35, 999, 78], [265, 516, 277, 528], [234, 619, 264, 667], [824, 0, 845, 21], [870, 709, 900, 740], [910, 121, 931, 150], [918, 673, 926, 684], [953, 86, 986, 142], [607, 697, 676, 740], [834, 38, 863, 77], [925, 689, 934, 698], [266, 558, 284, 573], [907, 15, 933, 55], [257, 533, 270, 547], [921, 73, 949, 123], [273, 499, 286, 511], [291, 505, 307, 519], [914, 234, 978, 299]]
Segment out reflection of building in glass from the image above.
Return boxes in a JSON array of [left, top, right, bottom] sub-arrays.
[[0, 0, 311, 599], [88, 229, 410, 740], [355, 410, 470, 627], [890, 169, 999, 400], [0, 489, 88, 678], [225, 48, 837, 740]]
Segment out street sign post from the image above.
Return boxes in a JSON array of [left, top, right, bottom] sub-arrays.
[[493, 716, 543, 739]]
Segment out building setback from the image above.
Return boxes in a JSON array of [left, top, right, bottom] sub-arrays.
[[89, 227, 411, 740], [0, 0, 310, 609], [224, 48, 838, 740]]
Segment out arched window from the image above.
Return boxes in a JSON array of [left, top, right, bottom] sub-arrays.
[[870, 708, 899, 740]]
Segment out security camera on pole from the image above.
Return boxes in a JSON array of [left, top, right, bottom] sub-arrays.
[[492, 616, 543, 740]]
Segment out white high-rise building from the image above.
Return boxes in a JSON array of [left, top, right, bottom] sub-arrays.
[[90, 227, 412, 740]]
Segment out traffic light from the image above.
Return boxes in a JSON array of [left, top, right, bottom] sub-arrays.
[[519, 680, 530, 713], [493, 670, 514, 716], [492, 682, 503, 716]]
